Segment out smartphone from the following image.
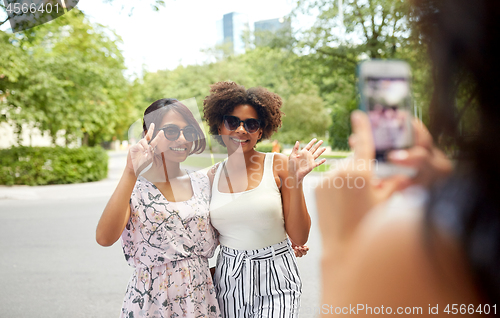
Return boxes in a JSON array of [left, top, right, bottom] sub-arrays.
[[358, 60, 416, 177]]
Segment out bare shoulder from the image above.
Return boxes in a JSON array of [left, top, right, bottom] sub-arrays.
[[273, 152, 288, 163], [272, 153, 288, 172], [207, 162, 222, 187]]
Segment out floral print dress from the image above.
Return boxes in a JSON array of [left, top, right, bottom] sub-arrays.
[[120, 170, 221, 318]]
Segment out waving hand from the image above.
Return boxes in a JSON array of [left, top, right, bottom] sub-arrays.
[[288, 138, 327, 184]]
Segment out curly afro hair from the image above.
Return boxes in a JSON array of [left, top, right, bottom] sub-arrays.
[[203, 81, 283, 146]]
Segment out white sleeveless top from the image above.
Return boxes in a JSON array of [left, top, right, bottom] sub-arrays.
[[210, 153, 287, 250]]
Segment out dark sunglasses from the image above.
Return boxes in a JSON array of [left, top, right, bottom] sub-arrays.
[[159, 125, 198, 142], [223, 115, 261, 134]]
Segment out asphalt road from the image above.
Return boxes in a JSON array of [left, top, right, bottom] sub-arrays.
[[0, 151, 323, 318]]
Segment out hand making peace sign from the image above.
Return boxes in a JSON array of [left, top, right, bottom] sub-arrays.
[[126, 123, 163, 177]]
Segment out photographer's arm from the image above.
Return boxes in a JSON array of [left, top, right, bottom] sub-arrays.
[[315, 112, 476, 313]]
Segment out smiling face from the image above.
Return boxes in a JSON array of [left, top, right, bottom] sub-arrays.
[[154, 110, 194, 162], [218, 104, 263, 153]]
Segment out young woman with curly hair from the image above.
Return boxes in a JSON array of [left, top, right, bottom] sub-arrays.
[[203, 81, 326, 318]]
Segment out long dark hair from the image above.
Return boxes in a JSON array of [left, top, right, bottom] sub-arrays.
[[414, 0, 500, 304], [142, 98, 206, 154]]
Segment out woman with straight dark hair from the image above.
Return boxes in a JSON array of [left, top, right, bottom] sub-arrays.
[[96, 99, 221, 318], [316, 0, 500, 314]]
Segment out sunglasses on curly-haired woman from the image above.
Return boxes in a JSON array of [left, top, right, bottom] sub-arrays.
[[223, 115, 261, 134]]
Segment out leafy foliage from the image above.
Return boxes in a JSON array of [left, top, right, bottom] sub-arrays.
[[276, 92, 331, 144], [0, 8, 137, 146], [293, 0, 430, 149], [255, 142, 274, 153], [1, 0, 433, 155], [134, 46, 331, 145], [0, 146, 108, 185]]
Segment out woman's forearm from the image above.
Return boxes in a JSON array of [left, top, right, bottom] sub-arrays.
[[284, 182, 311, 246], [96, 169, 136, 246]]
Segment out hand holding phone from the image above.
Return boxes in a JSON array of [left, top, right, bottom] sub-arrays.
[[358, 60, 417, 178]]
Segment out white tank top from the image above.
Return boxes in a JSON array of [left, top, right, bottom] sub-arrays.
[[210, 153, 287, 250]]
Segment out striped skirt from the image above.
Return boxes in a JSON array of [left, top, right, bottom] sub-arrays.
[[213, 239, 302, 318]]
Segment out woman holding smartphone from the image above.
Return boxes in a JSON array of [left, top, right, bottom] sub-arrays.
[[203, 81, 326, 318], [316, 0, 500, 314], [96, 99, 221, 318]]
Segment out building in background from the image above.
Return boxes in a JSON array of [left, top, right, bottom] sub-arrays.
[[254, 17, 292, 47], [216, 12, 249, 55]]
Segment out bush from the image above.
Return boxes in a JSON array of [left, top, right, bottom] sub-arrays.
[[255, 142, 274, 153], [0, 146, 108, 186]]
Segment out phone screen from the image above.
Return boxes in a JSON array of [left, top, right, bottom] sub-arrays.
[[362, 76, 412, 160]]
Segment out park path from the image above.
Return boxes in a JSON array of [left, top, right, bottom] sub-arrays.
[[0, 151, 322, 318]]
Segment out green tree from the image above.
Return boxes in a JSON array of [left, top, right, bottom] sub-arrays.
[[0, 9, 134, 146], [136, 57, 254, 116], [135, 46, 330, 146], [296, 0, 410, 59], [293, 0, 429, 149], [276, 92, 331, 144]]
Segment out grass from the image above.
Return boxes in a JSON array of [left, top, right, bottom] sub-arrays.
[[319, 154, 349, 159], [181, 152, 349, 173], [312, 153, 350, 172], [182, 155, 224, 169], [312, 163, 331, 173]]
